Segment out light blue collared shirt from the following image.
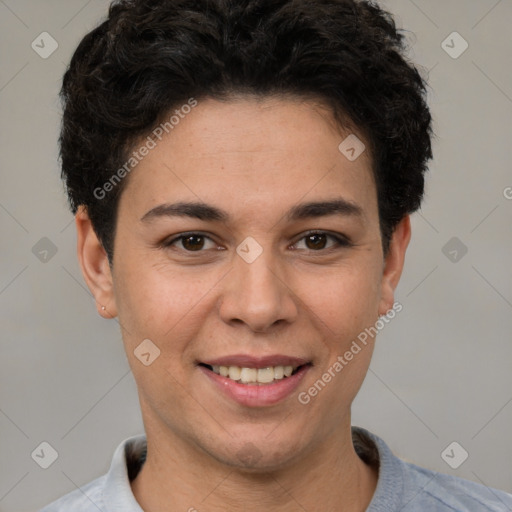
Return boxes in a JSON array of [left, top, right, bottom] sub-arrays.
[[39, 426, 512, 511]]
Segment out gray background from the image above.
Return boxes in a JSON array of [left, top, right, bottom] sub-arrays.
[[1, 1, 511, 511]]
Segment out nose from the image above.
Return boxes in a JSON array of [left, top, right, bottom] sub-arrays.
[[218, 244, 298, 333]]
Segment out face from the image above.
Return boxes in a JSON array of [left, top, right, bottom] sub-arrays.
[[78, 96, 409, 471]]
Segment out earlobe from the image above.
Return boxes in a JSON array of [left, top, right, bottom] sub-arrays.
[[75, 206, 118, 318], [378, 215, 411, 317]]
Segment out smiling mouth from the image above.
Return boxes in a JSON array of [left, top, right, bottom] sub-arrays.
[[199, 363, 310, 385]]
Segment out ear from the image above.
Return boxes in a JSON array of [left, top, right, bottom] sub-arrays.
[[75, 206, 118, 318], [378, 215, 411, 316]]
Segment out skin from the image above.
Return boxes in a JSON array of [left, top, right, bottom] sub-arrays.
[[76, 96, 411, 512]]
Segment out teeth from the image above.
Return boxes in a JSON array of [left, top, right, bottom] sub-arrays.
[[240, 367, 257, 383], [209, 364, 300, 384], [274, 366, 284, 379], [257, 367, 274, 384], [228, 366, 241, 380]]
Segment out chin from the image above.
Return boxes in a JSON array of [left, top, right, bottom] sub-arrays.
[[205, 435, 305, 473]]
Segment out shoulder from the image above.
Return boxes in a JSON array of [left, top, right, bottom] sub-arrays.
[[353, 427, 512, 512], [38, 474, 106, 512], [401, 461, 512, 511], [37, 434, 146, 512]]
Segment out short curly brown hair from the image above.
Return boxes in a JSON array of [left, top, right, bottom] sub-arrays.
[[60, 0, 433, 263]]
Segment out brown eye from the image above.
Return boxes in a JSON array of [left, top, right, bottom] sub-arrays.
[[181, 235, 205, 251], [292, 231, 351, 252], [304, 233, 328, 250], [163, 233, 217, 252]]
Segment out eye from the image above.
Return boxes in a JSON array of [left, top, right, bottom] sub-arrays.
[[163, 233, 219, 252], [162, 230, 351, 254], [291, 231, 351, 251]]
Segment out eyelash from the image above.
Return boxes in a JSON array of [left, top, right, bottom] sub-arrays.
[[162, 230, 352, 254]]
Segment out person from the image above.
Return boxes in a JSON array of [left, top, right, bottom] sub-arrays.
[[40, 0, 512, 510]]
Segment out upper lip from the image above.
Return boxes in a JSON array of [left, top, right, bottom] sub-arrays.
[[200, 354, 311, 369]]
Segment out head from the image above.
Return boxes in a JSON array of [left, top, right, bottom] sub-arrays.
[[64, 0, 432, 471]]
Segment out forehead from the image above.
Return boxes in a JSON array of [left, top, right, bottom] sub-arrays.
[[119, 96, 378, 225]]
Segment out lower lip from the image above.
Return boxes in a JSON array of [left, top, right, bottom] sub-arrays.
[[199, 365, 311, 407]]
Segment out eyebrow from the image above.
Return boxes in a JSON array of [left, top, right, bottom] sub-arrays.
[[140, 198, 363, 224]]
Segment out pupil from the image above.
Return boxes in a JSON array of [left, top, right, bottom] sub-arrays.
[[183, 235, 204, 251], [306, 234, 326, 250]]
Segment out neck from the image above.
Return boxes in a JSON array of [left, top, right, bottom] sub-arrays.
[[131, 423, 378, 512]]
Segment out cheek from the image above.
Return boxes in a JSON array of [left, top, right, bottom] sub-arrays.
[[113, 262, 217, 385], [298, 261, 382, 339], [114, 270, 199, 394], [114, 259, 204, 335]]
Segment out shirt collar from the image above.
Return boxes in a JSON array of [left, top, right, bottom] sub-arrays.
[[100, 427, 403, 511], [103, 434, 146, 511]]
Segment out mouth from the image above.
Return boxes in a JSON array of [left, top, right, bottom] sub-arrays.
[[197, 356, 313, 407], [198, 363, 308, 385]]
